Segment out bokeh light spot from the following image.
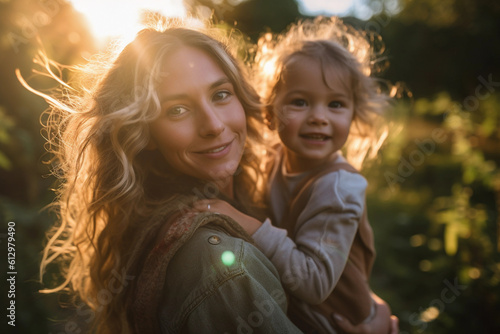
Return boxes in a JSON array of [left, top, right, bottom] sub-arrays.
[[428, 238, 442, 251], [468, 267, 481, 279], [410, 234, 426, 247], [420, 306, 440, 322], [419, 259, 432, 272]]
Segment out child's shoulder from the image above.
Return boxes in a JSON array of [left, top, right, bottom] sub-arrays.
[[301, 168, 367, 217], [313, 165, 367, 195], [313, 155, 367, 187], [307, 160, 368, 207]]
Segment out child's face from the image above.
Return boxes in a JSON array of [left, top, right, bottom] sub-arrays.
[[272, 56, 354, 173]]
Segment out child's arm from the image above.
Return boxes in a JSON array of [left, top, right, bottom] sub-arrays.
[[197, 170, 366, 305], [254, 170, 366, 304]]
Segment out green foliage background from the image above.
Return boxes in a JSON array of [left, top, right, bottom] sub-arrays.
[[0, 0, 499, 333]]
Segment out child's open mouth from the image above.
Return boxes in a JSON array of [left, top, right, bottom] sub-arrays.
[[300, 133, 331, 141]]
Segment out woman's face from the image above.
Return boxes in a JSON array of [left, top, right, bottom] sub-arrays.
[[148, 46, 247, 191]]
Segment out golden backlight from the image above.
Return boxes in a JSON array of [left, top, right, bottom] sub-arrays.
[[69, 0, 187, 46]]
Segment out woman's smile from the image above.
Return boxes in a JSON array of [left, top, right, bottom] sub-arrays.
[[194, 138, 234, 156]]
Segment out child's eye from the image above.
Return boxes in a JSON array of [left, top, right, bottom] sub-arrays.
[[290, 99, 307, 107], [166, 105, 189, 117], [213, 90, 231, 102], [329, 101, 343, 108]]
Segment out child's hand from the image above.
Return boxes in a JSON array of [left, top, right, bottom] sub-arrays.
[[332, 294, 399, 334], [194, 199, 262, 235], [332, 314, 398, 334], [389, 316, 399, 334], [332, 313, 372, 334]]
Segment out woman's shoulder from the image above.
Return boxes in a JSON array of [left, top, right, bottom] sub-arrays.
[[168, 225, 250, 275], [159, 224, 285, 332], [164, 224, 279, 292]]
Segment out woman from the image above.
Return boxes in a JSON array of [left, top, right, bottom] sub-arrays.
[[30, 21, 302, 333]]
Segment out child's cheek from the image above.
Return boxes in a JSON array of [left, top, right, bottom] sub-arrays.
[[275, 109, 291, 133], [277, 118, 299, 146]]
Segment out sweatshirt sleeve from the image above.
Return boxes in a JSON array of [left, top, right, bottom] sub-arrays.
[[252, 169, 367, 305]]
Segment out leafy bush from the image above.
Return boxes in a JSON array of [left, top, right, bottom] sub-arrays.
[[366, 92, 500, 333]]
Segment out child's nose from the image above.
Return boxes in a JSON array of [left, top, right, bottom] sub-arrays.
[[307, 106, 328, 125]]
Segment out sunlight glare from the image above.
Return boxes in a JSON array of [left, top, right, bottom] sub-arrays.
[[69, 0, 186, 46]]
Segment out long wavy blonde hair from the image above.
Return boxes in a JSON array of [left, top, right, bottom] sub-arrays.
[[255, 16, 391, 169], [21, 19, 265, 333]]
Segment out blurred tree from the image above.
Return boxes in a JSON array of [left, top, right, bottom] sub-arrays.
[[183, 0, 302, 39], [0, 0, 95, 204], [366, 92, 500, 333], [0, 1, 95, 333], [366, 0, 500, 100]]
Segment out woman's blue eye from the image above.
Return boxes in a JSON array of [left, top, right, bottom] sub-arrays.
[[167, 106, 188, 117], [213, 90, 231, 102]]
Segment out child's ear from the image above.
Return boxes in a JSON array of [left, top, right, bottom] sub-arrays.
[[264, 105, 276, 130]]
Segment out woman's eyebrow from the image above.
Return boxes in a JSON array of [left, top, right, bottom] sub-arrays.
[[209, 77, 232, 89], [160, 77, 232, 103], [160, 93, 187, 103]]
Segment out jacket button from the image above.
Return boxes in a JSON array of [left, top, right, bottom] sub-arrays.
[[208, 235, 221, 245]]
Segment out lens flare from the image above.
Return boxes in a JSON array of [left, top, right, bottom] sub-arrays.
[[221, 250, 236, 266]]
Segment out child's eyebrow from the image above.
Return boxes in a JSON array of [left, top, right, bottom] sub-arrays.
[[282, 89, 310, 95], [330, 92, 351, 99], [284, 89, 351, 99]]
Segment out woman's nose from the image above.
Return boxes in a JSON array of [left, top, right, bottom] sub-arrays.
[[198, 102, 225, 137], [307, 105, 328, 126]]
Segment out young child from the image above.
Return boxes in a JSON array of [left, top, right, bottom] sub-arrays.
[[252, 17, 394, 333], [198, 17, 397, 333]]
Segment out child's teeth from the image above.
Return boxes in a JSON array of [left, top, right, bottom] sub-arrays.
[[306, 134, 326, 140]]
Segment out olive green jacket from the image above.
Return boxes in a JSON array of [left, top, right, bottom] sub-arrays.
[[133, 211, 303, 333]]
